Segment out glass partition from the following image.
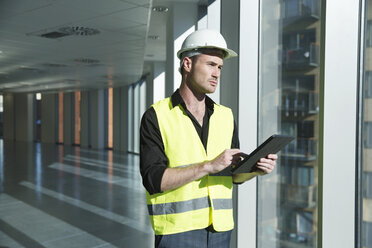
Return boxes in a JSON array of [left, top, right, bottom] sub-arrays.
[[128, 79, 146, 154], [257, 0, 322, 247], [0, 94, 3, 138]]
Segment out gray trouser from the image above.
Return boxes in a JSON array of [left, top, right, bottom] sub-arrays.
[[155, 227, 232, 248]]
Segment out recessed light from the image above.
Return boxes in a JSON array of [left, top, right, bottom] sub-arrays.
[[152, 6, 169, 12], [148, 35, 160, 40], [59, 26, 100, 36], [74, 58, 100, 64]]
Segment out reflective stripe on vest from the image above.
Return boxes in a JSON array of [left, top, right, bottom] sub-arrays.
[[147, 97, 235, 235], [148, 197, 232, 215]]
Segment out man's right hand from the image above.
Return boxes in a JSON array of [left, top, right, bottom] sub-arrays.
[[160, 149, 244, 192], [205, 149, 244, 174]]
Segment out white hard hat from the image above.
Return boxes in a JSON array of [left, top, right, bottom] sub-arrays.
[[177, 29, 238, 59]]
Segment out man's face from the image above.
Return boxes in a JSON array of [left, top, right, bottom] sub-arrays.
[[188, 53, 224, 94]]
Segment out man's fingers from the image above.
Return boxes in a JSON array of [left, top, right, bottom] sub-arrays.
[[259, 158, 277, 165], [257, 163, 274, 173], [267, 153, 278, 160]]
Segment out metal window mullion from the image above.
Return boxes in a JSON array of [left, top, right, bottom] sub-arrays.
[[356, 0, 367, 247]]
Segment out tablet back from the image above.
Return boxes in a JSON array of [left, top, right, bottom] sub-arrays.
[[231, 134, 294, 174]]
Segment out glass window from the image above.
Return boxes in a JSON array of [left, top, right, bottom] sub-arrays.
[[365, 71, 372, 98], [361, 1, 372, 247], [366, 122, 372, 148], [74, 91, 81, 145], [35, 93, 42, 142], [366, 20, 372, 47], [363, 221, 372, 247], [257, 0, 322, 247], [364, 172, 372, 199], [127, 86, 133, 152], [58, 92, 64, 144], [104, 88, 113, 149], [0, 94, 3, 138], [127, 79, 146, 154], [0, 94, 3, 113]]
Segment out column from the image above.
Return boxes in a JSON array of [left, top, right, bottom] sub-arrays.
[[220, 0, 239, 118], [165, 2, 198, 96], [146, 63, 154, 108], [41, 93, 57, 143], [147, 61, 165, 105], [91, 89, 104, 150], [321, 0, 359, 246], [113, 86, 129, 151], [14, 93, 34, 142], [80, 91, 90, 148], [221, 0, 260, 247], [133, 83, 140, 153], [3, 93, 14, 140], [113, 87, 121, 150], [219, 2, 241, 247], [63, 92, 73, 145], [199, 0, 221, 103], [120, 86, 129, 152]]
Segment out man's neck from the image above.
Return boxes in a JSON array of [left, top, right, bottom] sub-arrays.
[[179, 82, 206, 111]]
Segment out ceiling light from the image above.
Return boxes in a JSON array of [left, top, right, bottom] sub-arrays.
[[74, 58, 100, 64], [40, 31, 70, 39], [152, 6, 169, 12], [148, 35, 160, 40], [43, 63, 68, 68], [58, 26, 100, 36], [36, 93, 42, 100]]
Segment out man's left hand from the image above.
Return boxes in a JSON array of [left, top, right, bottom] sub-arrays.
[[256, 154, 278, 174]]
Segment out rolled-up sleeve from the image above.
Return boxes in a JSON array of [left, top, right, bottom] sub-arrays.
[[140, 107, 168, 195]]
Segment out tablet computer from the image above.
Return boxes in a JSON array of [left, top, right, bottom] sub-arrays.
[[231, 134, 294, 174]]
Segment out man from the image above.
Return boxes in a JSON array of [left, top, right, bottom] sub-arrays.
[[140, 29, 277, 248]]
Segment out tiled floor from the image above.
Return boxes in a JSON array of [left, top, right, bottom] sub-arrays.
[[0, 140, 154, 248]]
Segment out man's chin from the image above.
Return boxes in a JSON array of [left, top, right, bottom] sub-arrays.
[[205, 87, 217, 94]]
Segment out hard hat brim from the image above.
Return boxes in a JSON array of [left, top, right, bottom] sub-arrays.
[[177, 46, 238, 60]]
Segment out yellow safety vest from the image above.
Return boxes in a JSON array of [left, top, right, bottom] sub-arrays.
[[147, 97, 234, 235]]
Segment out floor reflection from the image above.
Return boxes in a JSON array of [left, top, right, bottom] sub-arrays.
[[0, 140, 153, 248]]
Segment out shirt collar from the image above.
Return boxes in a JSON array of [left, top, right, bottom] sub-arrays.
[[171, 89, 215, 111]]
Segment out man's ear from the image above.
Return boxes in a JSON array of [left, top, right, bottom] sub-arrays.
[[183, 57, 193, 72]]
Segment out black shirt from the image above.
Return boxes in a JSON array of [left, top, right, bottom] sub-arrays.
[[140, 90, 240, 195]]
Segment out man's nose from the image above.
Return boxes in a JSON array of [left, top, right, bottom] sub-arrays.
[[212, 67, 220, 78]]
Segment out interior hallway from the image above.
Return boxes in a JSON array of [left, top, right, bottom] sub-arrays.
[[0, 139, 153, 248]]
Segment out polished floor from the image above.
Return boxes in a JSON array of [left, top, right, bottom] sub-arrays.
[[0, 139, 154, 248]]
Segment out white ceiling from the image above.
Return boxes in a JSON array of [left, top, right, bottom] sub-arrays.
[[0, 0, 202, 93]]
